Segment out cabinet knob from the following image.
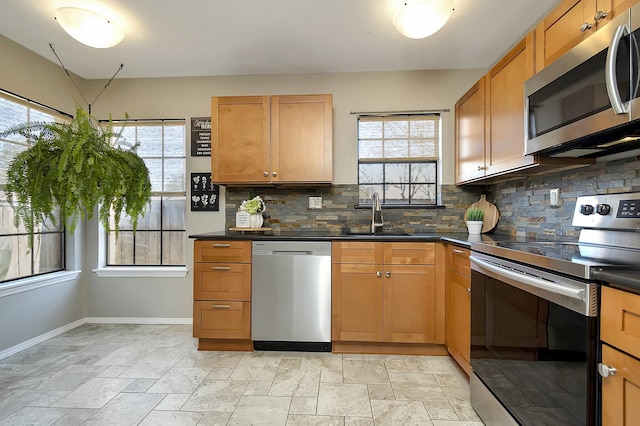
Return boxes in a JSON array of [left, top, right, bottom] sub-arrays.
[[272, 172, 277, 177], [376, 271, 382, 277], [580, 22, 592, 32], [597, 363, 617, 378], [467, 287, 472, 294], [477, 165, 486, 171], [385, 271, 391, 278], [594, 10, 608, 22], [263, 171, 269, 177]]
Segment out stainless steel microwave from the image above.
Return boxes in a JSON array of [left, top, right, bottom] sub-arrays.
[[525, 3, 640, 158]]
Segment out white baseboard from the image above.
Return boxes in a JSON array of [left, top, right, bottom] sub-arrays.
[[0, 318, 87, 360], [85, 317, 193, 325], [0, 316, 193, 361]]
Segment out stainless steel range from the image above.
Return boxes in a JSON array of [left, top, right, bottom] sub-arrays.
[[469, 192, 640, 426]]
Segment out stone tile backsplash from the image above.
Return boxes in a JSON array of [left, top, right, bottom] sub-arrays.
[[225, 185, 485, 234], [488, 156, 640, 238]]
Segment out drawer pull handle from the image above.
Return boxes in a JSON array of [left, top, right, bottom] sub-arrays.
[[212, 244, 231, 248], [212, 304, 231, 309], [598, 363, 616, 378], [212, 266, 231, 270], [453, 249, 466, 254]]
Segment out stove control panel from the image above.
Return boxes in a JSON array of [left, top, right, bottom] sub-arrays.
[[573, 192, 640, 229]]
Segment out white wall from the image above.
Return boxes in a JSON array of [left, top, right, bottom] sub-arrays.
[[0, 35, 86, 354]]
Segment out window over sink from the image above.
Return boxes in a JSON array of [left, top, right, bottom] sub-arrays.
[[357, 114, 440, 206]]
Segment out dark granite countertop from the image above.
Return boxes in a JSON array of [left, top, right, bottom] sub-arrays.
[[591, 267, 640, 295], [188, 230, 501, 247]]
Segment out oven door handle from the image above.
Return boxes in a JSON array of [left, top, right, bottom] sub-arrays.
[[470, 255, 586, 301]]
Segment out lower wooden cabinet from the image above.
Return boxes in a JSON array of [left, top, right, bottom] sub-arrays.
[[193, 301, 251, 339], [331, 241, 445, 353], [601, 343, 640, 426], [445, 244, 471, 375], [192, 240, 252, 351], [600, 285, 640, 425]]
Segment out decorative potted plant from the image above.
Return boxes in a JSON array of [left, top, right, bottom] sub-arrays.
[[0, 106, 151, 240], [466, 207, 484, 235], [240, 194, 266, 228]]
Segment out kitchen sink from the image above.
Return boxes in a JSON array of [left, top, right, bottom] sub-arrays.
[[345, 230, 412, 236]]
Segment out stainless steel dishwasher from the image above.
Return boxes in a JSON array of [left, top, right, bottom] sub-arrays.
[[251, 240, 332, 351]]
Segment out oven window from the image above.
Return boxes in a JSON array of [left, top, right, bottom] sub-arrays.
[[471, 272, 598, 426]]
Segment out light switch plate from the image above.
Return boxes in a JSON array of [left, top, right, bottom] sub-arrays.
[[309, 196, 322, 209], [550, 188, 560, 208]]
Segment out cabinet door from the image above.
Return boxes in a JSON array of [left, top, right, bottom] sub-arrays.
[[601, 286, 640, 357], [455, 78, 486, 183], [194, 240, 251, 263], [332, 241, 383, 264], [271, 94, 333, 183], [383, 264, 438, 344], [384, 242, 434, 265], [193, 301, 251, 339], [447, 269, 471, 375], [601, 344, 640, 426], [194, 263, 251, 301], [211, 96, 270, 183], [331, 263, 383, 342], [485, 34, 536, 175], [535, 0, 594, 70]]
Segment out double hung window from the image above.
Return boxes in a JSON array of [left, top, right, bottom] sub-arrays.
[[107, 120, 186, 266], [358, 114, 440, 205], [0, 91, 67, 283]]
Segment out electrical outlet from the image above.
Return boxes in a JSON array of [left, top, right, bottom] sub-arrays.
[[309, 196, 322, 209], [550, 188, 560, 208]]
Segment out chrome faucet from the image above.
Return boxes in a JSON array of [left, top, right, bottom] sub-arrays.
[[371, 192, 383, 234]]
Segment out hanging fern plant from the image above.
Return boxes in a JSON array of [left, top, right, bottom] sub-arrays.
[[0, 106, 151, 237]]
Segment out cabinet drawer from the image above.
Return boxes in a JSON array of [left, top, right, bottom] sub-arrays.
[[447, 245, 470, 276], [332, 241, 383, 264], [193, 301, 250, 339], [194, 240, 251, 263], [384, 243, 435, 265], [194, 263, 251, 301], [601, 286, 640, 358]]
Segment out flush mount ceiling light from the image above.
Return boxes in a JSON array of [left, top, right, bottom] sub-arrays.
[[393, 0, 454, 39], [55, 7, 124, 48]]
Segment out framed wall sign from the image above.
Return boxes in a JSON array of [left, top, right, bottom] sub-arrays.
[[190, 172, 219, 211], [190, 117, 211, 157]]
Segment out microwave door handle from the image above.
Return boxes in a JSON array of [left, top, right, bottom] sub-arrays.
[[605, 24, 630, 114]]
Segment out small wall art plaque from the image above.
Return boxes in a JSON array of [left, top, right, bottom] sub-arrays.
[[190, 172, 219, 211]]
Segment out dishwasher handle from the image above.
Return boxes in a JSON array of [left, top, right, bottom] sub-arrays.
[[270, 250, 314, 255]]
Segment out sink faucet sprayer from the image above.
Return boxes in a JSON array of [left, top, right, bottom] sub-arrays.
[[371, 192, 383, 234]]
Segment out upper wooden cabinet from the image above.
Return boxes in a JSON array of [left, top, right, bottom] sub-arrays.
[[535, 0, 638, 71], [455, 78, 486, 183], [455, 34, 536, 184], [211, 94, 333, 185]]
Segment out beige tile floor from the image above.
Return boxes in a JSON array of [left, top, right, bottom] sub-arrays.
[[0, 324, 484, 425]]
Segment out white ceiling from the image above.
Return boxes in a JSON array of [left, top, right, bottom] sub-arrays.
[[0, 0, 561, 80]]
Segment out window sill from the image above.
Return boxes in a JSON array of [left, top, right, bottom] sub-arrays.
[[354, 204, 446, 209], [93, 266, 188, 278], [0, 270, 82, 298]]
